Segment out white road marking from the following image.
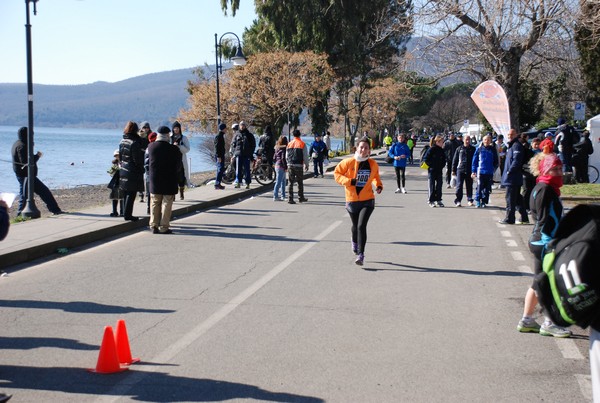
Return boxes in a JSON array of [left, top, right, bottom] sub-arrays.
[[517, 265, 531, 274], [505, 239, 518, 247], [510, 251, 525, 261], [574, 374, 593, 401], [97, 220, 343, 402], [557, 339, 585, 360], [500, 230, 511, 238]]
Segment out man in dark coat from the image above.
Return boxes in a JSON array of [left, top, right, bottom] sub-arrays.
[[443, 132, 461, 187], [573, 130, 594, 183], [214, 123, 227, 190], [118, 121, 145, 221], [147, 126, 183, 234], [499, 128, 529, 224], [11, 126, 62, 216], [231, 121, 256, 189]]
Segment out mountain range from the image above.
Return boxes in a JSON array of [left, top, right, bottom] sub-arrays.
[[0, 68, 200, 129]]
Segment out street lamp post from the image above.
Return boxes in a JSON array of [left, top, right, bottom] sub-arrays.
[[214, 32, 246, 129], [22, 0, 41, 219]]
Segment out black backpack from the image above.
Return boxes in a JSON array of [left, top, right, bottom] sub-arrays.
[[533, 204, 600, 328]]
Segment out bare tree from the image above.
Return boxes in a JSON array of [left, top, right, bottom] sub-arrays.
[[411, 0, 582, 129]]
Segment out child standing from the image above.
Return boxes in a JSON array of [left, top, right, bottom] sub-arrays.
[[107, 149, 124, 217], [273, 136, 288, 201]]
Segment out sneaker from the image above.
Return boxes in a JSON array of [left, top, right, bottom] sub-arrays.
[[355, 253, 364, 266], [480, 203, 486, 208], [498, 219, 515, 225], [429, 202, 436, 208], [517, 319, 540, 333], [246, 184, 251, 189], [437, 201, 444, 208], [280, 197, 286, 201], [395, 188, 401, 193], [351, 241, 358, 255], [401, 188, 407, 194], [234, 183, 241, 188], [214, 184, 225, 190], [476, 202, 481, 208], [540, 323, 572, 338], [468, 201, 474, 207], [299, 198, 308, 203], [455, 201, 461, 207]]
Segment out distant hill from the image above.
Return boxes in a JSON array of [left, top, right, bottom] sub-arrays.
[[0, 68, 200, 129]]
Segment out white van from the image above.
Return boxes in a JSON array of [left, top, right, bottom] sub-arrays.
[[584, 115, 600, 183]]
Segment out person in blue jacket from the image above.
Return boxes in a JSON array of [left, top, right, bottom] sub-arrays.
[[388, 133, 411, 193], [471, 134, 498, 208], [499, 128, 529, 224], [309, 133, 328, 178]]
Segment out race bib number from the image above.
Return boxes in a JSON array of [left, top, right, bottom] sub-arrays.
[[356, 169, 370, 187]]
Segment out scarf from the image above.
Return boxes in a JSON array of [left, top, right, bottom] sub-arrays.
[[536, 153, 563, 196], [354, 151, 369, 162]]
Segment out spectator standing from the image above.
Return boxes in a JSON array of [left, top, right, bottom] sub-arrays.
[[214, 123, 227, 190], [388, 133, 410, 194], [138, 122, 155, 203], [499, 128, 529, 225], [334, 137, 383, 266], [232, 121, 256, 189], [273, 136, 288, 201], [573, 130, 594, 183], [118, 121, 145, 222], [258, 125, 275, 166], [423, 135, 447, 207], [107, 149, 124, 217], [495, 134, 508, 180], [309, 133, 328, 178], [406, 135, 415, 164], [323, 131, 331, 154], [443, 132, 461, 188], [554, 117, 578, 173], [452, 134, 476, 207], [147, 126, 183, 234], [286, 129, 309, 204], [171, 121, 192, 199], [520, 133, 536, 213], [471, 134, 498, 208], [539, 132, 555, 153], [11, 126, 62, 216], [517, 151, 571, 338]]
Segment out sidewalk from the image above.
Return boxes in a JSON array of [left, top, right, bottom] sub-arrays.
[[0, 154, 353, 271]]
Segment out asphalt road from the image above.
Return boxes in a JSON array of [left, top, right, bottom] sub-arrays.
[[0, 155, 593, 402]]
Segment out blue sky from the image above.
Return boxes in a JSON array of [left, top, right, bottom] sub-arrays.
[[0, 0, 257, 85]]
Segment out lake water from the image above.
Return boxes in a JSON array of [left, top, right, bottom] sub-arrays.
[[0, 126, 343, 194]]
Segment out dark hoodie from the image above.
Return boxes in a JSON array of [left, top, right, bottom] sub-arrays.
[[171, 121, 182, 145], [12, 126, 38, 177]]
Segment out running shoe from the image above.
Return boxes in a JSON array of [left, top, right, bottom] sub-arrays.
[[455, 201, 461, 207], [437, 201, 445, 208], [401, 188, 407, 194], [355, 253, 364, 266], [395, 188, 401, 193], [429, 202, 436, 208], [517, 319, 540, 333], [540, 323, 572, 338]]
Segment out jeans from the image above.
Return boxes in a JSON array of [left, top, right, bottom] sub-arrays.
[[235, 156, 252, 185], [313, 159, 324, 176], [288, 166, 305, 201], [16, 175, 60, 214], [475, 174, 493, 204], [215, 156, 225, 185], [273, 167, 286, 199], [454, 170, 473, 203], [428, 170, 443, 203]]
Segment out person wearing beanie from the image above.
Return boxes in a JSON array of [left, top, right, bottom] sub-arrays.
[[214, 123, 227, 189], [147, 126, 183, 234], [118, 121, 145, 221], [11, 126, 63, 216], [517, 151, 571, 338], [170, 121, 193, 198]]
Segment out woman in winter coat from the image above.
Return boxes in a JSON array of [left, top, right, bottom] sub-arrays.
[[423, 135, 447, 207], [171, 121, 192, 198], [388, 133, 411, 193], [273, 136, 288, 201], [118, 121, 145, 221]]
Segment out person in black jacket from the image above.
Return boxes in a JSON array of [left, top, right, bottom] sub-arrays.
[[499, 129, 529, 224], [231, 121, 256, 189], [423, 135, 447, 207], [118, 121, 145, 221], [573, 130, 594, 183], [443, 132, 461, 187], [147, 126, 183, 234], [214, 123, 227, 190], [452, 135, 476, 207], [11, 126, 62, 216]]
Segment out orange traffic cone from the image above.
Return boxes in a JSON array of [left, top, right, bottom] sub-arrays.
[[115, 319, 140, 365], [88, 326, 128, 374]]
